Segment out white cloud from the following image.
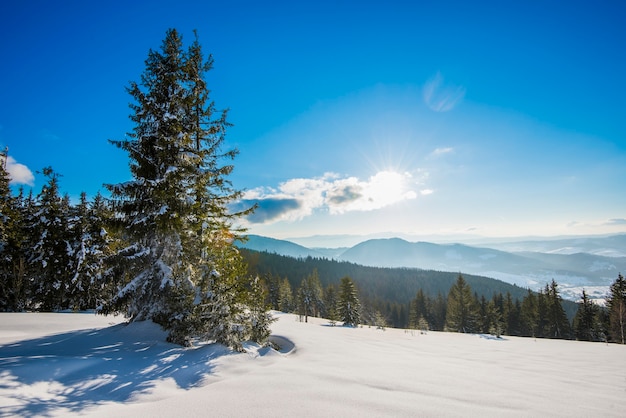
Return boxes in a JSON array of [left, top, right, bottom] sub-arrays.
[[430, 147, 454, 157], [420, 189, 434, 195], [2, 155, 35, 186], [423, 72, 465, 112], [240, 170, 424, 224]]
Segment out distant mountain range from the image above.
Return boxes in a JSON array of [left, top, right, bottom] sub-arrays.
[[238, 234, 626, 301]]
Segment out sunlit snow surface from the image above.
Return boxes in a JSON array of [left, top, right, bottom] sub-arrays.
[[1, 312, 625, 417]]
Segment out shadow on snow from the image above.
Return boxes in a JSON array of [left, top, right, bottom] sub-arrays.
[[0, 321, 236, 416]]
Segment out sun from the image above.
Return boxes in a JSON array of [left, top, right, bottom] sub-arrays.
[[360, 170, 418, 210]]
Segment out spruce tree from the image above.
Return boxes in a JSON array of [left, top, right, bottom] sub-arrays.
[[297, 269, 323, 322], [338, 276, 361, 327], [606, 273, 626, 344], [102, 29, 260, 349], [0, 151, 19, 310], [544, 280, 571, 339], [30, 168, 73, 310], [520, 289, 539, 337], [409, 289, 430, 330], [445, 274, 479, 333], [278, 277, 294, 313], [67, 192, 112, 310], [573, 289, 602, 342], [323, 283, 339, 325]]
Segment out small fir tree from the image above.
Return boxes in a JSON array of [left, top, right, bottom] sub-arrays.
[[338, 276, 361, 327], [297, 269, 323, 323]]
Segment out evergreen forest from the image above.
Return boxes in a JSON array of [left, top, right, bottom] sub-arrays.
[[242, 249, 626, 343]]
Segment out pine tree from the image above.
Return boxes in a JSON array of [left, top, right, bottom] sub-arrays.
[[409, 289, 430, 330], [573, 289, 603, 342], [278, 277, 294, 313], [264, 273, 281, 310], [297, 269, 323, 322], [520, 289, 539, 337], [30, 167, 73, 310], [430, 292, 447, 331], [102, 29, 258, 349], [0, 150, 20, 310], [445, 274, 479, 333], [338, 276, 361, 327], [323, 283, 339, 325], [606, 273, 626, 344], [544, 280, 571, 339], [66, 192, 112, 310]]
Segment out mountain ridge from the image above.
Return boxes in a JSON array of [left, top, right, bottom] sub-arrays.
[[238, 234, 626, 301]]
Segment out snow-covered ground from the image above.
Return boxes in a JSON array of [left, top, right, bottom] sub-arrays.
[[1, 312, 625, 417]]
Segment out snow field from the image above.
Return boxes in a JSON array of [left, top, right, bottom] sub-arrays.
[[1, 312, 625, 417]]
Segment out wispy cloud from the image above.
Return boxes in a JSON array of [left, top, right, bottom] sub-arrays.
[[605, 218, 626, 226], [238, 171, 424, 224], [423, 72, 465, 112], [2, 155, 35, 186], [430, 147, 454, 157]]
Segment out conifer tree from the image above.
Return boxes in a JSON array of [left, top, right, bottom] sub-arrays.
[[30, 167, 73, 310], [409, 289, 430, 330], [543, 280, 571, 339], [297, 269, 323, 322], [338, 276, 361, 327], [278, 277, 294, 313], [102, 29, 260, 349], [0, 151, 20, 310], [66, 192, 112, 310], [323, 283, 339, 325], [520, 289, 539, 337], [430, 292, 447, 331], [573, 289, 603, 342], [606, 273, 626, 344], [264, 273, 281, 310], [445, 274, 479, 333]]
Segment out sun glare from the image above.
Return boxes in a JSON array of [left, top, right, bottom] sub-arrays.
[[363, 170, 417, 208]]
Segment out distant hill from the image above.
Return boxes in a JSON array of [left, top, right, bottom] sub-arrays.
[[238, 235, 326, 259], [240, 248, 580, 324], [240, 234, 626, 301], [336, 238, 626, 300]]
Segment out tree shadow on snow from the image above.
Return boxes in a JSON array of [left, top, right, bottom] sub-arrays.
[[0, 321, 236, 417]]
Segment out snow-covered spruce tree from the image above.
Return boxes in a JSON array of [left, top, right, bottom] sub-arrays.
[[0, 150, 19, 310], [338, 276, 361, 327], [66, 192, 112, 310], [102, 29, 263, 349], [30, 167, 74, 311], [278, 277, 294, 313], [297, 269, 323, 323]]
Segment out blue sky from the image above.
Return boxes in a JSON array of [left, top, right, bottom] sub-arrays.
[[1, 0, 625, 242]]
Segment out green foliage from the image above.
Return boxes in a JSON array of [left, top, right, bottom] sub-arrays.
[[607, 273, 626, 344], [99, 29, 260, 349], [542, 280, 571, 339], [338, 276, 361, 327], [297, 269, 323, 322], [573, 289, 604, 342], [445, 274, 480, 333]]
